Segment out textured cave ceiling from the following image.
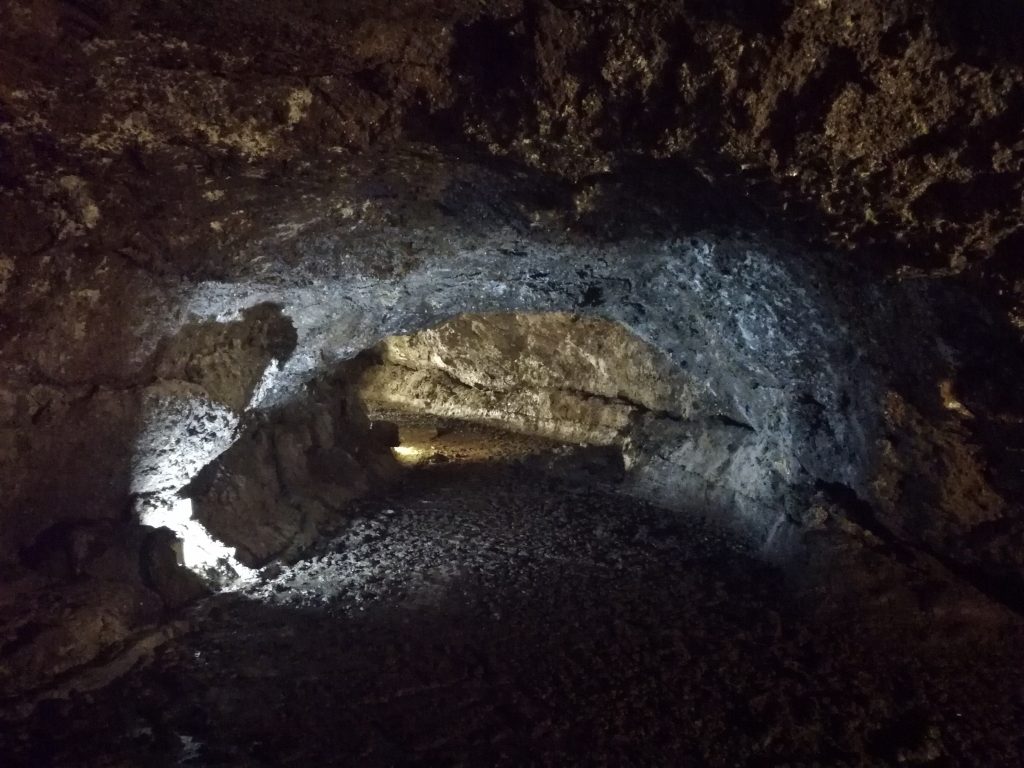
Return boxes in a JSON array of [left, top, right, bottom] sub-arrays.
[[1, 1, 1024, 751], [3, 0, 1022, 554], [2, 0, 1023, 277]]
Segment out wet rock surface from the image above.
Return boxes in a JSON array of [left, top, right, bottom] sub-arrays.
[[3, 425, 1021, 767]]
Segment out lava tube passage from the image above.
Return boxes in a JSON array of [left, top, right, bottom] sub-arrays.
[[3, 2, 1024, 764]]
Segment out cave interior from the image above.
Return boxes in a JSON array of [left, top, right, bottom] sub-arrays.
[[2, 1, 1024, 765]]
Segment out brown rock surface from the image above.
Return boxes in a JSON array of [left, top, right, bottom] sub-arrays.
[[1, 0, 1023, 727]]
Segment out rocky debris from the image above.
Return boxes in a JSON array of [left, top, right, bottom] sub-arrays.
[[1, 428, 1020, 767], [357, 312, 782, 535], [0, 350, 394, 699], [0, 516, 207, 705], [0, 575, 162, 704], [0, 0, 1023, 725]]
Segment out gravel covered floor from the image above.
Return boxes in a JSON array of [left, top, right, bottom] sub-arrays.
[[4, 424, 1023, 767]]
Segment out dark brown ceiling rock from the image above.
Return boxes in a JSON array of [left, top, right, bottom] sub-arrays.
[[2, 1, 1023, 276]]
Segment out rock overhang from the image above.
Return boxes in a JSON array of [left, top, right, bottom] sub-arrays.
[[1, 1, 1024, 701]]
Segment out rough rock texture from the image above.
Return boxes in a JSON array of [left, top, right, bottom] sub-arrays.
[[188, 364, 400, 571], [2, 0, 1024, 705], [3, 1, 1023, 274], [358, 312, 785, 531], [359, 312, 699, 444], [0, 523, 204, 704], [3, 432, 1021, 766]]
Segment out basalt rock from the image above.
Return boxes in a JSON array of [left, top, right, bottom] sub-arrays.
[[1, 0, 1023, 702], [357, 312, 700, 445]]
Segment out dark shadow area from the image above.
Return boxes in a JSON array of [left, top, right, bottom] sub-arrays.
[[686, 0, 795, 36], [934, 0, 1024, 66], [3, 449, 1023, 767]]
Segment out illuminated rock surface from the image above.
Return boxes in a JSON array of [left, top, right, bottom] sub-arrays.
[[1, 1, 1024, 763], [3, 423, 1023, 767]]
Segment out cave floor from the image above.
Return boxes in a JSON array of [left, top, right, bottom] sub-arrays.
[[4, 422, 1024, 767]]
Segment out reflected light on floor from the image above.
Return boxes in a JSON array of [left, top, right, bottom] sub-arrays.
[[392, 444, 425, 465]]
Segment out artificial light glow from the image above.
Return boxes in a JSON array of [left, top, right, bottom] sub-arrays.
[[392, 444, 426, 465], [939, 379, 973, 419], [139, 497, 255, 580]]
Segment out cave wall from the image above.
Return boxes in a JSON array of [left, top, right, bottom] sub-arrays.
[[186, 364, 400, 571], [0, 148, 1017, 596], [357, 311, 792, 534], [2, 0, 1024, 695], [359, 312, 701, 444], [2, 0, 1021, 562]]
